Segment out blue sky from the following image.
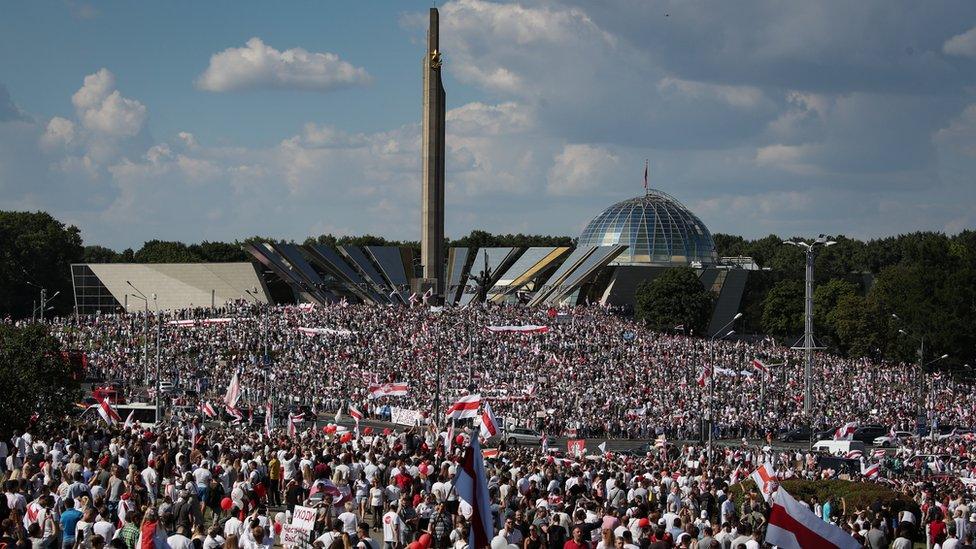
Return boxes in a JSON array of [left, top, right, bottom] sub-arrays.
[[2, 0, 976, 249]]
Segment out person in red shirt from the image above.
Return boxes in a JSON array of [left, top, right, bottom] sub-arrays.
[[563, 526, 590, 549]]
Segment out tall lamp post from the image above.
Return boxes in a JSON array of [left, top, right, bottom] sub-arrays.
[[783, 236, 835, 428], [127, 282, 150, 385], [892, 313, 948, 435], [707, 312, 742, 463], [127, 281, 160, 420]]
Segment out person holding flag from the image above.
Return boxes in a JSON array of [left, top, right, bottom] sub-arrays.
[[453, 429, 494, 548]]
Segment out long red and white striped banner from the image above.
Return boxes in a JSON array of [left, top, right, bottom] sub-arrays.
[[486, 325, 550, 334], [167, 318, 239, 326], [368, 383, 410, 399], [299, 327, 357, 337]]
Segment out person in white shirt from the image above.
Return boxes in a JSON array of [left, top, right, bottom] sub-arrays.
[[168, 526, 193, 549], [338, 502, 360, 536], [224, 509, 243, 539], [382, 502, 405, 548]]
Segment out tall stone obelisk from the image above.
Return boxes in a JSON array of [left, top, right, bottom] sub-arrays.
[[420, 7, 446, 301]]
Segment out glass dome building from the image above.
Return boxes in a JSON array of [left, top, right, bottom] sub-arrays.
[[578, 190, 717, 266]]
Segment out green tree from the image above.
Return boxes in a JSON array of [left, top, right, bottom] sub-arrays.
[[813, 278, 858, 349], [761, 279, 804, 337], [634, 267, 713, 334], [189, 241, 248, 262], [0, 323, 82, 438], [0, 211, 84, 318], [83, 245, 121, 263], [831, 294, 882, 358], [133, 240, 200, 263]]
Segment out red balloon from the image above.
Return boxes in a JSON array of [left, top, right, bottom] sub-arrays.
[[382, 428, 392, 436], [418, 533, 432, 548], [340, 432, 353, 443], [324, 424, 337, 434], [220, 497, 233, 511], [408, 543, 421, 549], [454, 434, 464, 445], [362, 427, 373, 435]]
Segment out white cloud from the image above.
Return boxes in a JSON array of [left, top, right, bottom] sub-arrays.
[[447, 101, 533, 136], [935, 104, 976, 157], [546, 144, 619, 196], [657, 77, 766, 109], [40, 117, 76, 149], [71, 68, 146, 137], [944, 25, 976, 58], [196, 37, 371, 93]]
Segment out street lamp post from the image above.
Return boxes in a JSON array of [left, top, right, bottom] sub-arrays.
[[783, 236, 835, 433], [127, 281, 160, 419], [127, 281, 150, 385], [707, 312, 742, 463], [893, 314, 948, 436]]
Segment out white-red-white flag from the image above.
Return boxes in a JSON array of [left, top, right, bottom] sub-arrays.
[[479, 402, 500, 439], [223, 372, 241, 409], [225, 405, 243, 424], [766, 485, 860, 549], [751, 359, 770, 375], [444, 423, 454, 454], [697, 365, 712, 388], [123, 409, 135, 429], [368, 382, 409, 399], [95, 396, 121, 427], [862, 463, 880, 479], [446, 394, 481, 420], [455, 435, 493, 549], [200, 402, 217, 418], [833, 422, 857, 441], [750, 463, 778, 502], [348, 404, 363, 423]]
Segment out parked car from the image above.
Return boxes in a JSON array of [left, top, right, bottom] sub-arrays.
[[779, 426, 835, 442], [852, 424, 888, 443], [503, 426, 542, 446], [873, 431, 914, 447]]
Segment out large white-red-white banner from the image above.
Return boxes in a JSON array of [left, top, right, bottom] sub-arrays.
[[368, 382, 410, 398], [298, 327, 357, 337], [486, 325, 550, 334], [765, 482, 860, 549], [446, 394, 481, 420]]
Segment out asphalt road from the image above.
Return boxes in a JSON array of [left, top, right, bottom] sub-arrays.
[[316, 416, 851, 453]]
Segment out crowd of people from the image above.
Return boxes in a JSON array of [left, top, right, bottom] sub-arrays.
[[41, 302, 975, 441], [1, 409, 975, 549], [1, 301, 975, 548]]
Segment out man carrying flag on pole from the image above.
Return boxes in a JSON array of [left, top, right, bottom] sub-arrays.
[[454, 431, 494, 548]]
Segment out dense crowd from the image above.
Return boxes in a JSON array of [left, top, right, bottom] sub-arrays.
[[1, 302, 976, 549], [40, 302, 976, 440], [2, 411, 975, 549]]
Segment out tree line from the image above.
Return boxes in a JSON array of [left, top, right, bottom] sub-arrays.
[[2, 210, 973, 376]]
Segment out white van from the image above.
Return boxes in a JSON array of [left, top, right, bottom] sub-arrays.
[[812, 440, 866, 456]]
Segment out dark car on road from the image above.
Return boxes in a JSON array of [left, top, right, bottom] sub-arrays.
[[852, 424, 888, 443], [779, 426, 835, 442]]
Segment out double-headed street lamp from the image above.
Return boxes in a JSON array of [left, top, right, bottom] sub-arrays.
[[783, 235, 835, 422], [892, 313, 947, 434], [127, 281, 160, 420], [707, 312, 742, 463]]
